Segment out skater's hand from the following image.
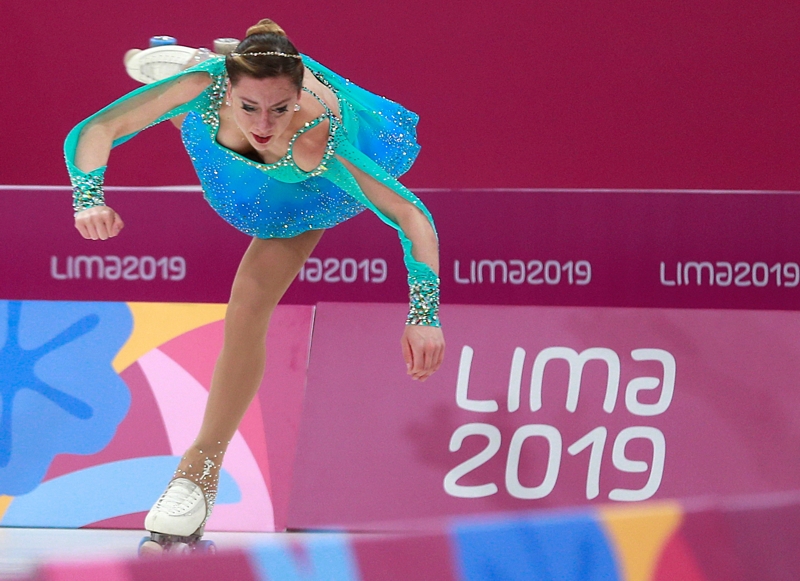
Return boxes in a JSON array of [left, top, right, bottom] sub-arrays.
[[401, 324, 445, 382], [75, 206, 124, 240]]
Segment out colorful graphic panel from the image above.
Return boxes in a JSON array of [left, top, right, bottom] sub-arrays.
[[0, 301, 313, 532], [0, 301, 132, 496]]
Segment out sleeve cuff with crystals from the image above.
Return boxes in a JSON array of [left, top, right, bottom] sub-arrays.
[[406, 274, 441, 327], [71, 168, 106, 214]]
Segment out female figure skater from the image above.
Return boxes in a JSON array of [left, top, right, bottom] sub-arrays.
[[65, 19, 444, 552]]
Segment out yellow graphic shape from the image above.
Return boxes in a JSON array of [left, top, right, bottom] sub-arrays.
[[114, 302, 227, 372], [0, 496, 12, 521], [599, 502, 683, 581]]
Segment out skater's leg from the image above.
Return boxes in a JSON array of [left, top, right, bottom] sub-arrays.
[[177, 229, 323, 473], [145, 229, 323, 538]]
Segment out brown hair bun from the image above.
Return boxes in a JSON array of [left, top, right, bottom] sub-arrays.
[[227, 19, 302, 89], [246, 19, 286, 38]]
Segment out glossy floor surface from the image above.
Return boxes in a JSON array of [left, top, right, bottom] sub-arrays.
[[0, 527, 321, 580]]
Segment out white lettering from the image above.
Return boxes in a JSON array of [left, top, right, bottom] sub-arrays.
[[660, 260, 800, 288], [477, 260, 508, 284], [567, 427, 607, 500], [105, 256, 122, 280], [453, 259, 592, 285], [448, 345, 675, 503], [528, 347, 620, 413], [50, 256, 68, 280], [456, 346, 499, 413], [715, 261, 732, 286], [509, 260, 525, 284], [454, 260, 471, 284], [50, 256, 186, 281], [299, 257, 388, 284], [505, 425, 562, 499], [608, 427, 666, 501], [74, 256, 104, 279], [445, 424, 666, 502], [684, 261, 714, 286], [659, 262, 676, 286], [625, 349, 676, 416], [443, 423, 501, 498], [506, 348, 526, 412]]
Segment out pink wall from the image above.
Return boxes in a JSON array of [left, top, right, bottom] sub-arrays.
[[3, 1, 799, 190], [289, 303, 800, 529]]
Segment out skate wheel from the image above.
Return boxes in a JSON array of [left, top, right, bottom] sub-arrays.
[[123, 49, 142, 67], [195, 540, 216, 554], [213, 38, 239, 55], [138, 539, 163, 558], [167, 541, 192, 555]]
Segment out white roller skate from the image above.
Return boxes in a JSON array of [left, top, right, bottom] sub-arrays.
[[139, 445, 225, 556], [124, 36, 240, 84], [124, 44, 199, 84]]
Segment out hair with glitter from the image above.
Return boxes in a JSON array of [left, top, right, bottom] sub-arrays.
[[225, 19, 304, 90]]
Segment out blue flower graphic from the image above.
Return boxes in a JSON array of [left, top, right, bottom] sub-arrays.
[[0, 301, 132, 496]]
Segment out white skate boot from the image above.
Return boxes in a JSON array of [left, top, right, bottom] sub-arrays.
[[140, 478, 216, 556], [139, 446, 224, 556]]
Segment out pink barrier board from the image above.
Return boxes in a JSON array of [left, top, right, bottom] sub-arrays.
[[2, 188, 799, 310], [287, 302, 800, 529]]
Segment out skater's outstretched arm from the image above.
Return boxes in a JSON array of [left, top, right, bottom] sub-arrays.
[[335, 155, 445, 383], [73, 73, 211, 173], [66, 66, 215, 240]]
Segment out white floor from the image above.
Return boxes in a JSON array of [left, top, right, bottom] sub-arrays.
[[0, 527, 323, 579]]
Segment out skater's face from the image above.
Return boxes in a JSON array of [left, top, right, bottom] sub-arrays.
[[228, 75, 302, 151]]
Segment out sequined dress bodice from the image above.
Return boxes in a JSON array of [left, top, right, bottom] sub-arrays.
[[207, 85, 341, 181], [180, 58, 367, 238]]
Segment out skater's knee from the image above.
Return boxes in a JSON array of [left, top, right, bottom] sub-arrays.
[[227, 296, 274, 320], [225, 294, 277, 335], [229, 274, 281, 310]]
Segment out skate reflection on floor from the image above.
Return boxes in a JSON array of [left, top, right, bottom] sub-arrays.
[[0, 527, 337, 579]]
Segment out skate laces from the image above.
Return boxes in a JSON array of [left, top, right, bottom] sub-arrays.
[[155, 478, 204, 516]]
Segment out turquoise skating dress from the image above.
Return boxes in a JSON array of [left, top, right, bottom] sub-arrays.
[[64, 55, 439, 326]]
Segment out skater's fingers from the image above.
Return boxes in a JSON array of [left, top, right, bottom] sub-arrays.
[[401, 335, 414, 374], [419, 344, 433, 377], [74, 206, 122, 241], [111, 212, 125, 236], [74, 218, 91, 239], [402, 325, 445, 381], [410, 339, 427, 375], [95, 219, 110, 240], [416, 353, 439, 381], [85, 221, 100, 240], [425, 344, 444, 379]]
